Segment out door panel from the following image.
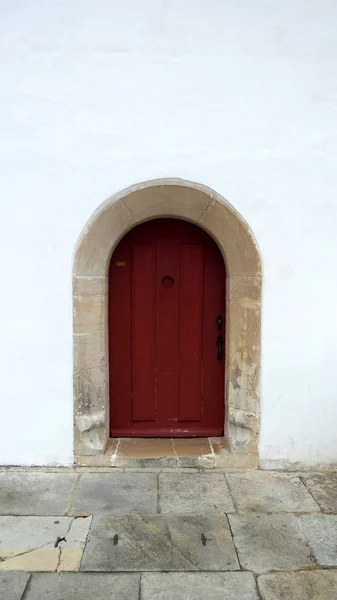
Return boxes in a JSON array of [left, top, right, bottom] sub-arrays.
[[109, 219, 225, 437]]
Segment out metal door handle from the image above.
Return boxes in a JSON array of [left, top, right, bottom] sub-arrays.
[[216, 315, 223, 361], [216, 335, 223, 361]]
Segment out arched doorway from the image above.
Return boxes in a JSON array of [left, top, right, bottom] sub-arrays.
[[109, 218, 226, 437], [73, 178, 262, 467]]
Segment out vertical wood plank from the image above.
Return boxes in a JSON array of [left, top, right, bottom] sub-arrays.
[[132, 244, 156, 421], [155, 240, 179, 426], [178, 245, 203, 421]]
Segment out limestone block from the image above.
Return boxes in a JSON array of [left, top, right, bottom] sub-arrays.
[[227, 275, 262, 302], [123, 184, 212, 224], [73, 293, 107, 334], [200, 198, 261, 278], [73, 200, 134, 277], [74, 329, 108, 373], [227, 300, 261, 415]]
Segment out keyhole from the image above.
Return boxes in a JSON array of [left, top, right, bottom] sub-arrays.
[[162, 276, 174, 288]]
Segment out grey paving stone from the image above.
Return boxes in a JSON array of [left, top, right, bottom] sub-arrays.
[[228, 513, 314, 573], [0, 516, 72, 552], [141, 572, 260, 600], [159, 473, 235, 513], [69, 473, 158, 515], [296, 514, 337, 566], [258, 570, 337, 600], [81, 514, 239, 571], [0, 572, 30, 600], [226, 471, 319, 513], [0, 472, 78, 515], [23, 573, 140, 600], [300, 473, 337, 512]]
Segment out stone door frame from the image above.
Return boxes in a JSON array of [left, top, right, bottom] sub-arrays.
[[73, 179, 262, 466]]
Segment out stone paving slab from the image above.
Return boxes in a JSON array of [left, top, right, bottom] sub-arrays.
[[158, 473, 235, 513], [226, 471, 320, 513], [0, 516, 91, 571], [23, 573, 140, 600], [300, 473, 337, 512], [0, 572, 30, 600], [69, 473, 158, 515], [228, 513, 314, 573], [0, 472, 78, 515], [257, 570, 337, 600], [81, 514, 239, 571], [141, 572, 260, 600], [296, 514, 337, 566]]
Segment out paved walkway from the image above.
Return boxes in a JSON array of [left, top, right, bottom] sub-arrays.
[[0, 468, 336, 599]]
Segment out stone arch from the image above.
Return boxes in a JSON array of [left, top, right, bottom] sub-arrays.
[[73, 178, 262, 467]]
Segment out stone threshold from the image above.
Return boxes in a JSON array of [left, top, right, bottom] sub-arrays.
[[75, 437, 258, 469]]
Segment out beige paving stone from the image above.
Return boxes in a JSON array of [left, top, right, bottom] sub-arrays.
[[115, 438, 177, 468], [158, 473, 235, 513], [226, 470, 320, 512], [0, 548, 60, 572], [58, 548, 83, 572], [174, 438, 215, 468], [258, 570, 337, 600]]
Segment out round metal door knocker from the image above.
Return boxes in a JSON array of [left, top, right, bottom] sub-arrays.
[[162, 276, 174, 288]]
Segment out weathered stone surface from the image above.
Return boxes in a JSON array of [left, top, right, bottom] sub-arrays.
[[215, 451, 259, 469], [226, 299, 261, 453], [24, 573, 140, 600], [228, 514, 314, 573], [0, 472, 78, 515], [69, 473, 158, 515], [0, 572, 30, 600], [123, 185, 212, 224], [300, 473, 337, 512], [73, 293, 107, 334], [227, 276, 262, 302], [115, 438, 177, 468], [81, 514, 239, 571], [58, 516, 92, 571], [0, 516, 91, 572], [158, 473, 235, 513], [296, 514, 337, 566], [174, 438, 215, 468], [257, 570, 337, 600], [141, 572, 260, 600], [0, 516, 70, 571], [73, 199, 134, 277], [73, 328, 107, 373], [200, 197, 261, 278], [226, 471, 319, 512]]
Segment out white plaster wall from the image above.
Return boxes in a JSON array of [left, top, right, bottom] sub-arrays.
[[0, 0, 336, 466]]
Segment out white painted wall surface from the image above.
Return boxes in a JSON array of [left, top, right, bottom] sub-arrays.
[[0, 0, 336, 467]]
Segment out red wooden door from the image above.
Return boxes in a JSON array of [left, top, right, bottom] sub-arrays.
[[109, 219, 225, 437]]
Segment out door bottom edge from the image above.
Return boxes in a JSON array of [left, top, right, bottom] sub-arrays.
[[110, 427, 224, 438]]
